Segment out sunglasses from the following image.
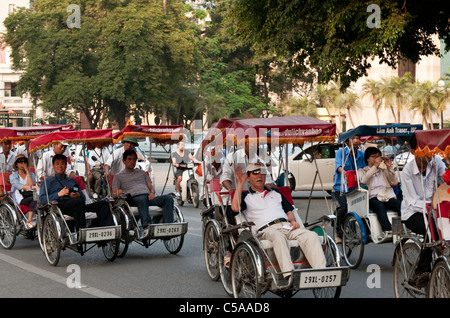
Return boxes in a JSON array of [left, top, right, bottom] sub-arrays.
[[16, 159, 28, 164], [250, 170, 266, 175]]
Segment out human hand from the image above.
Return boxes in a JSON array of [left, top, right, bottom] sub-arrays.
[[234, 166, 247, 187]]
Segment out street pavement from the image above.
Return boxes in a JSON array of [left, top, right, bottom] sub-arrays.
[[0, 162, 397, 299]]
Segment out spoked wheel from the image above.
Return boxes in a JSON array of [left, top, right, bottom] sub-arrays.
[[113, 206, 130, 258], [42, 214, 62, 266], [312, 236, 341, 298], [428, 260, 450, 298], [0, 204, 17, 250], [190, 183, 200, 208], [342, 213, 364, 269], [393, 241, 425, 298], [102, 239, 120, 262], [219, 233, 234, 296], [163, 206, 185, 254], [36, 210, 45, 253], [231, 243, 262, 298], [203, 221, 221, 281]]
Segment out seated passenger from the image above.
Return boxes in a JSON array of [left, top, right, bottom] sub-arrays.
[[112, 149, 174, 236], [39, 154, 114, 236], [10, 154, 38, 229], [0, 140, 16, 172], [172, 141, 201, 198], [358, 147, 401, 241], [231, 163, 326, 282]]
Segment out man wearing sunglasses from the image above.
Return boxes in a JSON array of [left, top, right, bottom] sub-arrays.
[[231, 163, 326, 285]]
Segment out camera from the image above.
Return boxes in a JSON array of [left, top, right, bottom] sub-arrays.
[[69, 186, 79, 193]]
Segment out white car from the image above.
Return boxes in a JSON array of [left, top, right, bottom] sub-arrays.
[[277, 143, 340, 192]]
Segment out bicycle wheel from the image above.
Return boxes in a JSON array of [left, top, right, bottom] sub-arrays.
[[163, 206, 185, 254], [0, 204, 16, 250], [42, 214, 62, 266], [393, 241, 425, 298], [231, 243, 262, 298], [342, 213, 364, 269], [428, 260, 450, 298], [102, 238, 119, 262], [190, 183, 200, 208], [113, 206, 130, 258], [203, 221, 221, 281], [219, 233, 234, 296], [312, 236, 341, 298]]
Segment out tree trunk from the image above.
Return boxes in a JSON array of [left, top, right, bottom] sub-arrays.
[[105, 98, 128, 130]]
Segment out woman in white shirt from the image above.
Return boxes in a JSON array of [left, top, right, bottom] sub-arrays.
[[358, 147, 401, 240]]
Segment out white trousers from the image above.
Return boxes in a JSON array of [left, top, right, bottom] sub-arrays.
[[258, 222, 326, 277]]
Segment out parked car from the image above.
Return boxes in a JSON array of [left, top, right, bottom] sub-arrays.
[[276, 142, 340, 192], [137, 137, 171, 163]]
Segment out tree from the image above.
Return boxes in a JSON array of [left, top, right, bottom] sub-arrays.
[[3, 0, 200, 129], [361, 79, 382, 124], [230, 0, 450, 90], [335, 89, 361, 129]]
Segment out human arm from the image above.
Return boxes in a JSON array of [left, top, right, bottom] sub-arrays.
[[231, 166, 247, 213]]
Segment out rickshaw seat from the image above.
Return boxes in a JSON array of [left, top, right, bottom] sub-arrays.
[[0, 172, 12, 192], [63, 212, 97, 221], [18, 205, 30, 214]]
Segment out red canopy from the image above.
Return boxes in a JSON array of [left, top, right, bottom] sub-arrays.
[[28, 129, 113, 153], [415, 129, 450, 159], [224, 116, 336, 146], [113, 124, 184, 145], [0, 125, 74, 143]]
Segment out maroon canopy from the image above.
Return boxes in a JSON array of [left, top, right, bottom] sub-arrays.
[[415, 129, 450, 159], [113, 124, 184, 145]]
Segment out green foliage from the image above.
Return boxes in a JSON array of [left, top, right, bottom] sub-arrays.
[[3, 0, 200, 129], [231, 0, 450, 90]]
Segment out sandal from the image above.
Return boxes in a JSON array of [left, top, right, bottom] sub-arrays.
[[224, 255, 231, 268]]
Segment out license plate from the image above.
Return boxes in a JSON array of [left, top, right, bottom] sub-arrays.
[[153, 224, 182, 237], [85, 228, 116, 242], [298, 270, 342, 289]]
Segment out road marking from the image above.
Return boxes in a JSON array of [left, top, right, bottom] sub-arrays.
[[0, 252, 120, 298]]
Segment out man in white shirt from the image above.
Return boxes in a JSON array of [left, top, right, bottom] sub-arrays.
[[221, 142, 275, 191], [36, 141, 71, 179], [400, 137, 446, 287], [87, 147, 110, 197], [104, 137, 139, 177], [231, 163, 326, 284], [0, 140, 16, 172]]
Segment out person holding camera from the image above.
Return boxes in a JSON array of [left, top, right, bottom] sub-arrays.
[[10, 154, 37, 229], [358, 147, 401, 241], [39, 154, 113, 233]]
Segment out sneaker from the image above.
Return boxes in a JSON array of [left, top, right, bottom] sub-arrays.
[[25, 221, 35, 230], [140, 226, 149, 239], [70, 233, 78, 243]]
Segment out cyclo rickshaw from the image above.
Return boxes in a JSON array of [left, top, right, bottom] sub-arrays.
[[0, 125, 74, 250], [28, 129, 122, 266], [393, 128, 450, 298], [108, 124, 188, 257], [201, 116, 350, 298], [334, 124, 422, 270]]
